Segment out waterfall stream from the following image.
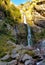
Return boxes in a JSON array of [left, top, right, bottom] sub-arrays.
[[24, 15, 32, 47]]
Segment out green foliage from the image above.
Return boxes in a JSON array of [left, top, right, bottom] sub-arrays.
[[0, 0, 21, 56], [0, 0, 21, 26], [0, 33, 16, 58], [33, 29, 45, 43], [24, 50, 35, 56]]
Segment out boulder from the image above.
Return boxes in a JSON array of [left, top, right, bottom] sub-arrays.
[[1, 54, 10, 61], [34, 20, 45, 28], [7, 40, 16, 46], [37, 40, 45, 56], [21, 54, 32, 62], [36, 60, 45, 65], [11, 53, 19, 59], [11, 49, 17, 54], [0, 62, 7, 65], [25, 60, 34, 65], [8, 60, 17, 65]]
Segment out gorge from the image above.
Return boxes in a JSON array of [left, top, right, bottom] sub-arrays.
[[0, 0, 45, 65]]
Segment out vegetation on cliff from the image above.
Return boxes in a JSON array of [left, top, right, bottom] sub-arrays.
[[0, 0, 22, 57], [0, 0, 45, 58]]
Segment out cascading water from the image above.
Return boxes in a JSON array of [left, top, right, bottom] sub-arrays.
[[24, 15, 27, 24], [27, 25, 32, 47], [24, 15, 32, 47]]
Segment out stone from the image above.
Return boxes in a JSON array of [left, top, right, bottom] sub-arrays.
[[11, 49, 17, 54], [33, 1, 45, 28], [22, 54, 32, 62], [0, 62, 7, 65], [25, 60, 34, 65], [37, 40, 45, 56], [32, 25, 42, 33], [36, 61, 43, 65], [7, 40, 16, 46], [41, 40, 45, 47], [34, 20, 45, 28], [14, 45, 24, 51], [11, 48, 19, 59], [11, 53, 19, 59], [18, 62, 24, 65], [8, 60, 17, 65], [34, 48, 40, 55], [1, 54, 10, 61], [36, 60, 45, 65]]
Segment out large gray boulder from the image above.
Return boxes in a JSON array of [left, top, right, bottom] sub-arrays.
[[8, 60, 17, 65], [0, 62, 7, 65], [1, 54, 10, 61], [21, 54, 32, 62], [11, 53, 19, 59]]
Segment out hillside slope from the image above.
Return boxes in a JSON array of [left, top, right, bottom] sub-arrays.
[[0, 0, 27, 57]]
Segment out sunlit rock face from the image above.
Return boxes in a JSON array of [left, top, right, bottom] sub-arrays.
[[33, 0, 45, 28], [34, 20, 45, 28]]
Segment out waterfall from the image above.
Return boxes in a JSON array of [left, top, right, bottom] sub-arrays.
[[24, 15, 27, 24], [27, 25, 31, 47], [24, 15, 32, 47]]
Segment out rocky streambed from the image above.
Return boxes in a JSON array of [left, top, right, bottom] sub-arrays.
[[0, 40, 45, 65]]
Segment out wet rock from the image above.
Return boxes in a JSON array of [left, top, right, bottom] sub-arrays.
[[36, 60, 45, 65], [36, 61, 43, 65]]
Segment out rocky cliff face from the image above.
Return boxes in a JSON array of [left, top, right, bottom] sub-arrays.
[[32, 0, 45, 43], [19, 0, 45, 43], [33, 0, 45, 28], [0, 0, 45, 46], [0, 0, 45, 65]]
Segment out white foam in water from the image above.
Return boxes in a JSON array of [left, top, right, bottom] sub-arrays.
[[24, 15, 27, 24]]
